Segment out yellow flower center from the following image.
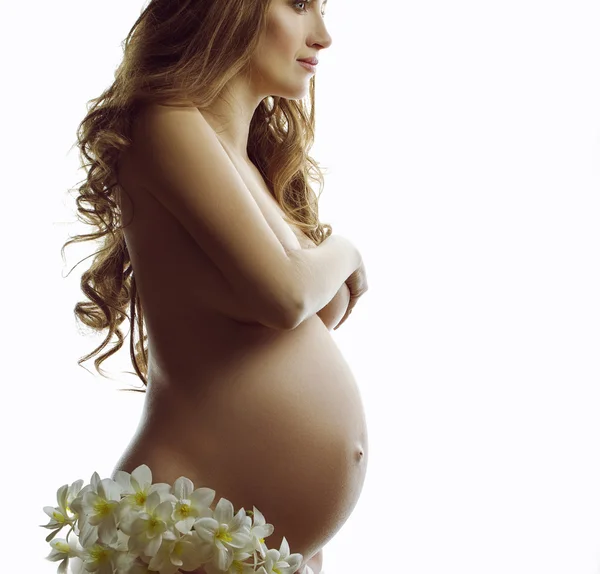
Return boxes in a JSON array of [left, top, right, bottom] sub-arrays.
[[134, 491, 147, 506], [215, 525, 233, 544], [232, 560, 244, 574], [90, 545, 111, 563], [52, 511, 66, 523], [55, 541, 70, 553], [148, 516, 161, 535], [93, 499, 112, 518], [178, 503, 191, 517]]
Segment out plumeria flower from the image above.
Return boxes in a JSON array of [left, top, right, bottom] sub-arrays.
[[70, 472, 115, 547], [45, 536, 83, 574], [203, 544, 259, 574], [193, 498, 253, 572], [114, 464, 174, 535], [244, 507, 275, 560], [257, 538, 303, 574], [75, 473, 124, 546], [124, 490, 176, 557], [114, 464, 173, 513], [42, 466, 304, 574], [41, 479, 84, 539], [169, 475, 216, 534], [147, 530, 213, 574], [76, 529, 133, 573], [78, 542, 120, 574], [112, 548, 144, 573]]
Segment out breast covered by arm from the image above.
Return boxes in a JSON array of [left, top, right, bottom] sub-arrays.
[[291, 228, 351, 330]]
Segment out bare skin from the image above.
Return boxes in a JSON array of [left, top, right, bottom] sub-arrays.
[[110, 135, 368, 574], [108, 3, 362, 571]]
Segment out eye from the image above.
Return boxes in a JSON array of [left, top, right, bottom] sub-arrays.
[[293, 0, 310, 12], [293, 0, 326, 17]]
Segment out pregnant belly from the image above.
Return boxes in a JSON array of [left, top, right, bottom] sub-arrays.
[[122, 316, 368, 566]]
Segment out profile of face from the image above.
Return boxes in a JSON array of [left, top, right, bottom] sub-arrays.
[[249, 0, 332, 99]]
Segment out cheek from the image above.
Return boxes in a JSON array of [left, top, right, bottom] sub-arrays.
[[267, 17, 298, 56]]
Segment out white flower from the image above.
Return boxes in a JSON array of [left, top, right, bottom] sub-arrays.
[[203, 546, 258, 574], [41, 479, 84, 533], [256, 538, 303, 574], [79, 542, 119, 574], [45, 536, 83, 574], [42, 465, 305, 574], [114, 464, 172, 512], [78, 474, 123, 546], [147, 530, 213, 574], [170, 475, 216, 534], [125, 490, 175, 558], [112, 549, 143, 573], [114, 464, 174, 535], [76, 529, 132, 573], [245, 507, 275, 560], [194, 498, 253, 572], [69, 472, 120, 548]]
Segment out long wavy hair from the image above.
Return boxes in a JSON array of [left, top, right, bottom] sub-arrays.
[[61, 0, 333, 393]]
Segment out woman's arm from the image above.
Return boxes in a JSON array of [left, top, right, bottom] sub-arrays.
[[293, 230, 352, 330]]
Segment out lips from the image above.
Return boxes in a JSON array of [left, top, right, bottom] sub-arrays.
[[297, 58, 318, 66]]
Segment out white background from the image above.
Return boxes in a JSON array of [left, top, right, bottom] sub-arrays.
[[2, 0, 600, 573]]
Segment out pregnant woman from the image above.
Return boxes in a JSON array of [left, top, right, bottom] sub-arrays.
[[57, 1, 369, 573]]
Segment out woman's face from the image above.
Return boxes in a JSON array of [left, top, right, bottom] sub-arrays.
[[249, 0, 332, 99]]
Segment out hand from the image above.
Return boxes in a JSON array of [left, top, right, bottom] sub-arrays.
[[333, 258, 368, 330]]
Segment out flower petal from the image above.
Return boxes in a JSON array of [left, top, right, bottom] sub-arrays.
[[131, 464, 152, 488], [279, 536, 290, 558], [78, 520, 99, 548], [43, 506, 59, 519], [174, 516, 195, 535], [145, 533, 162, 557], [70, 556, 85, 574], [193, 517, 218, 543], [90, 472, 101, 489], [57, 485, 69, 510], [229, 530, 252, 549], [252, 524, 274, 539], [156, 500, 175, 522], [190, 487, 216, 509], [98, 515, 119, 545], [67, 480, 85, 504], [113, 470, 133, 494], [99, 478, 123, 502], [149, 483, 172, 499], [172, 476, 194, 500], [231, 507, 249, 531], [213, 498, 234, 524], [146, 491, 161, 512]]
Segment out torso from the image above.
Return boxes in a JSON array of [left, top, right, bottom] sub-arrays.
[[110, 110, 368, 567]]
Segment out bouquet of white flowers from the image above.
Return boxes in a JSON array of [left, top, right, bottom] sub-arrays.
[[40, 464, 304, 574]]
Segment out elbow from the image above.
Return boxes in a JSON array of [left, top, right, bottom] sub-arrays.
[[254, 291, 303, 331], [278, 296, 304, 331]]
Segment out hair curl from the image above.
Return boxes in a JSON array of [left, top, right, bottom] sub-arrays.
[[61, 0, 333, 393]]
